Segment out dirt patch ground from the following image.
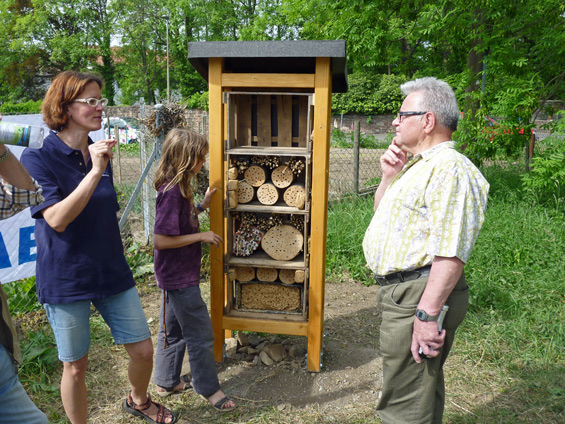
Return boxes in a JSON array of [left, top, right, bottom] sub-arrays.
[[77, 277, 383, 424]]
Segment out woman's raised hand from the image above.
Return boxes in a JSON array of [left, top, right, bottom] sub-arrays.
[[89, 139, 117, 174]]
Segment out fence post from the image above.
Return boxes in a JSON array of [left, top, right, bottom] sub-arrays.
[[114, 125, 122, 184], [353, 120, 360, 195], [140, 98, 152, 244]]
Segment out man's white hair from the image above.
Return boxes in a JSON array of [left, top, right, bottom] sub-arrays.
[[400, 77, 459, 132]]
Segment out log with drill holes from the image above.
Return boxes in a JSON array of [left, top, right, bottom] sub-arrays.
[[228, 155, 307, 208], [226, 154, 310, 314]]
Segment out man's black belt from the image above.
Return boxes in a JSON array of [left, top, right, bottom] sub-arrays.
[[374, 265, 432, 286]]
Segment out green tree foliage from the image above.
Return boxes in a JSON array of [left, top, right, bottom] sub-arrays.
[[332, 73, 407, 115], [0, 0, 563, 168]]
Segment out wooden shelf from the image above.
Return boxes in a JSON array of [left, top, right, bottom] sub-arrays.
[[226, 146, 310, 157], [229, 200, 309, 215], [227, 251, 306, 268]]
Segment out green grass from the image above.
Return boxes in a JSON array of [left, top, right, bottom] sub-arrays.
[[324, 163, 564, 423], [13, 161, 565, 423]]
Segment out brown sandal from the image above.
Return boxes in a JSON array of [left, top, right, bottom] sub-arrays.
[[123, 392, 177, 424]]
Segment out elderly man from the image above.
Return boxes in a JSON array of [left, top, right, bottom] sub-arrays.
[[363, 77, 489, 424]]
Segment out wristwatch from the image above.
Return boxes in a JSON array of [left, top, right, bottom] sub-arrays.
[[415, 309, 439, 322]]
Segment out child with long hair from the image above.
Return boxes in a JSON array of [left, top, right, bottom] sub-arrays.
[[152, 128, 236, 412]]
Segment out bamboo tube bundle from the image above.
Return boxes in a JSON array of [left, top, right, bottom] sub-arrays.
[[290, 214, 305, 232], [233, 226, 263, 256], [232, 157, 250, 175], [278, 269, 296, 285], [271, 164, 294, 188], [257, 183, 279, 205], [244, 165, 267, 187], [236, 266, 255, 281], [237, 180, 254, 204], [251, 155, 280, 170], [283, 184, 306, 209], [256, 267, 278, 282], [287, 157, 306, 176], [255, 214, 283, 232], [261, 225, 303, 261]]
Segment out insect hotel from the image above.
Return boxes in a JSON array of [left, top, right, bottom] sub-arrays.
[[188, 40, 348, 372]]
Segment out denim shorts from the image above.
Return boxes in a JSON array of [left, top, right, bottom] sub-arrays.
[[44, 286, 151, 362]]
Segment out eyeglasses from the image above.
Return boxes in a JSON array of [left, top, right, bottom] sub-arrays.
[[396, 111, 427, 123], [74, 98, 108, 107]]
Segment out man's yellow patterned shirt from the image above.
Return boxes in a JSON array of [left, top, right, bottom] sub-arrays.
[[363, 142, 489, 276]]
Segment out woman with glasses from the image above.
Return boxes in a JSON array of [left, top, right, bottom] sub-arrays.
[[21, 71, 176, 424]]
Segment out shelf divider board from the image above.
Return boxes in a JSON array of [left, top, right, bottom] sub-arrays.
[[277, 95, 293, 147], [257, 95, 271, 146], [222, 315, 308, 336], [236, 95, 252, 147], [299, 96, 309, 148]]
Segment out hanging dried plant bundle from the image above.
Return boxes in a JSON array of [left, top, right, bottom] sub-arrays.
[[251, 155, 280, 169], [140, 102, 192, 137], [287, 157, 306, 176]]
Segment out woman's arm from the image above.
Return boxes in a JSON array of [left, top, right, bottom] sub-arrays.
[[42, 140, 116, 232]]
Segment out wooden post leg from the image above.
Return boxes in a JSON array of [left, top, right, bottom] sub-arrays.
[[308, 57, 332, 373], [208, 57, 226, 362]]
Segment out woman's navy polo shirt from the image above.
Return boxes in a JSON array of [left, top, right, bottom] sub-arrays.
[[21, 131, 135, 304]]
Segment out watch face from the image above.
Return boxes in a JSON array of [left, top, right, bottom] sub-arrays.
[[416, 310, 427, 320]]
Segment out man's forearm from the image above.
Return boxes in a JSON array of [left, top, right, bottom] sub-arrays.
[[417, 256, 464, 315], [0, 146, 36, 191]]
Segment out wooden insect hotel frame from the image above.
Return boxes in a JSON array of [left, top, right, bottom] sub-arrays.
[[188, 40, 348, 372]]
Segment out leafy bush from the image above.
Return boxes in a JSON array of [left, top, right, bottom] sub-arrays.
[[4, 278, 41, 315], [455, 109, 528, 166], [0, 100, 42, 114], [332, 73, 407, 115], [521, 118, 565, 211], [185, 91, 209, 111]]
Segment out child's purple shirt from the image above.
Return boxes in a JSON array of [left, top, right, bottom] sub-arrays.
[[153, 184, 201, 290]]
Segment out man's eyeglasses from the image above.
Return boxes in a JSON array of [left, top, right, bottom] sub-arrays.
[[396, 111, 427, 123], [74, 98, 108, 107]]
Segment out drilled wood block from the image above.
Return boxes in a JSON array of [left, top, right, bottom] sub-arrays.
[[236, 266, 255, 282], [257, 183, 279, 205], [262, 225, 303, 261], [256, 267, 278, 282], [240, 283, 301, 312], [237, 181, 254, 204], [278, 269, 296, 285], [244, 165, 267, 187], [283, 184, 306, 208], [271, 164, 294, 188]]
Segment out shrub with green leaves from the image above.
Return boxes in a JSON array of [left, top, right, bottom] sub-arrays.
[[332, 73, 407, 115], [0, 100, 42, 114]]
